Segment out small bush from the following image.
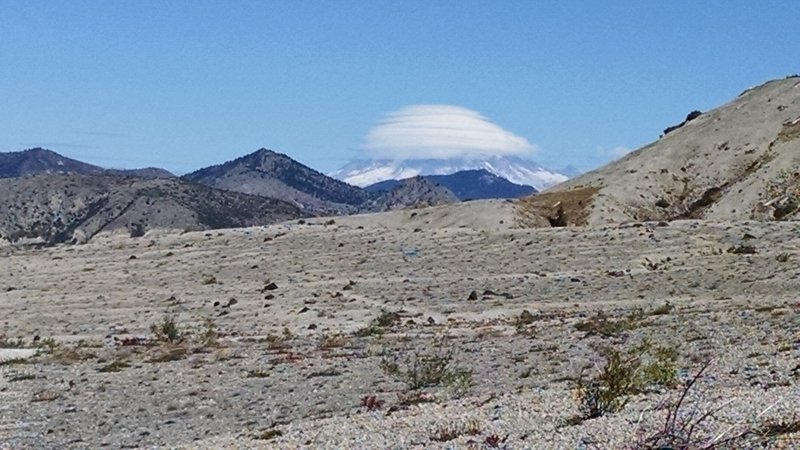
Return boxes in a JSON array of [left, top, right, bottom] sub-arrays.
[[380, 339, 472, 392], [8, 373, 36, 382], [575, 349, 641, 419], [360, 395, 384, 411], [318, 332, 348, 350], [265, 326, 294, 350], [573, 341, 679, 420], [430, 419, 481, 442], [198, 318, 219, 348], [727, 244, 757, 254], [246, 368, 269, 378], [354, 310, 400, 337], [0, 335, 27, 348], [635, 361, 800, 449], [650, 301, 674, 316], [255, 429, 283, 440], [574, 311, 641, 338], [98, 359, 130, 373], [151, 316, 182, 343], [31, 390, 59, 402]]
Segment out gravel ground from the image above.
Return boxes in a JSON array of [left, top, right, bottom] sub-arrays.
[[1, 218, 799, 449]]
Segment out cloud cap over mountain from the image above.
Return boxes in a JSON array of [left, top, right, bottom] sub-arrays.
[[363, 105, 536, 160]]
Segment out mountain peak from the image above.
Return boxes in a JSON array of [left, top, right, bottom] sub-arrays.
[[331, 156, 569, 190], [364, 175, 458, 212], [365, 168, 536, 200], [0, 148, 106, 178], [183, 148, 370, 214]]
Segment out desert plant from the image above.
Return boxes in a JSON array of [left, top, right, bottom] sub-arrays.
[[198, 318, 219, 347], [318, 332, 348, 350], [650, 301, 674, 316], [8, 373, 36, 382], [246, 368, 269, 378], [31, 390, 59, 402], [484, 433, 508, 448], [354, 310, 400, 337], [265, 326, 294, 350], [35, 337, 59, 350], [573, 341, 679, 420], [444, 369, 474, 399], [0, 335, 27, 348], [360, 395, 384, 411], [575, 349, 641, 419], [254, 429, 283, 440], [574, 311, 642, 338], [635, 360, 799, 449], [98, 359, 130, 373], [380, 339, 473, 392], [430, 418, 481, 442], [354, 323, 385, 337], [151, 316, 181, 343], [727, 244, 757, 254], [49, 346, 96, 364], [640, 343, 679, 388]]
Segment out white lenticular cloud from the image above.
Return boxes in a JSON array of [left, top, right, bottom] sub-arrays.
[[363, 105, 536, 160]]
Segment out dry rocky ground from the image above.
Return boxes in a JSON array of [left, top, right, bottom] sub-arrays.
[[1, 210, 799, 449]]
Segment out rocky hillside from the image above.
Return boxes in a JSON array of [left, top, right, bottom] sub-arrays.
[[363, 176, 458, 212], [0, 148, 106, 178], [110, 167, 175, 179], [366, 169, 536, 200], [183, 148, 370, 214], [521, 76, 800, 226], [0, 173, 304, 245], [0, 148, 175, 179]]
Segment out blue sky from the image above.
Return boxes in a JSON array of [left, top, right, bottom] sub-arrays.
[[1, 1, 798, 175]]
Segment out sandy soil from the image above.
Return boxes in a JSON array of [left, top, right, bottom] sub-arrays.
[[1, 212, 798, 448]]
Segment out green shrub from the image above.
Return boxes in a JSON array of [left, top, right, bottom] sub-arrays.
[[574, 341, 679, 420], [151, 316, 181, 343], [380, 339, 472, 392]]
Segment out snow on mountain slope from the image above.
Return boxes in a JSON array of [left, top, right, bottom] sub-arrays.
[[331, 156, 569, 190]]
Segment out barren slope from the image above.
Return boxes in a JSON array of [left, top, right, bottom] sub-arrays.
[[183, 149, 371, 214], [523, 76, 800, 225], [0, 173, 304, 245], [0, 219, 797, 448]]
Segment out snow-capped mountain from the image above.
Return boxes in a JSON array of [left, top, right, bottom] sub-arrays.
[[331, 156, 570, 191]]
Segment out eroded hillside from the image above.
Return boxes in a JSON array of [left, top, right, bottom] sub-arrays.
[[523, 76, 800, 226]]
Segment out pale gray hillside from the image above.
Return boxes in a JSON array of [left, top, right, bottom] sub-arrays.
[[0, 173, 304, 245], [522, 76, 800, 226], [362, 176, 459, 212]]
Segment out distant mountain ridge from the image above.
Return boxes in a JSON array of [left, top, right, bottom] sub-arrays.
[[182, 148, 370, 214], [331, 155, 569, 190], [362, 176, 459, 212], [0, 148, 175, 179], [0, 146, 559, 244], [365, 169, 537, 200], [0, 173, 304, 245]]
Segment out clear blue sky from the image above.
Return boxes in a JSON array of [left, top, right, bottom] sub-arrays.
[[1, 1, 797, 174]]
